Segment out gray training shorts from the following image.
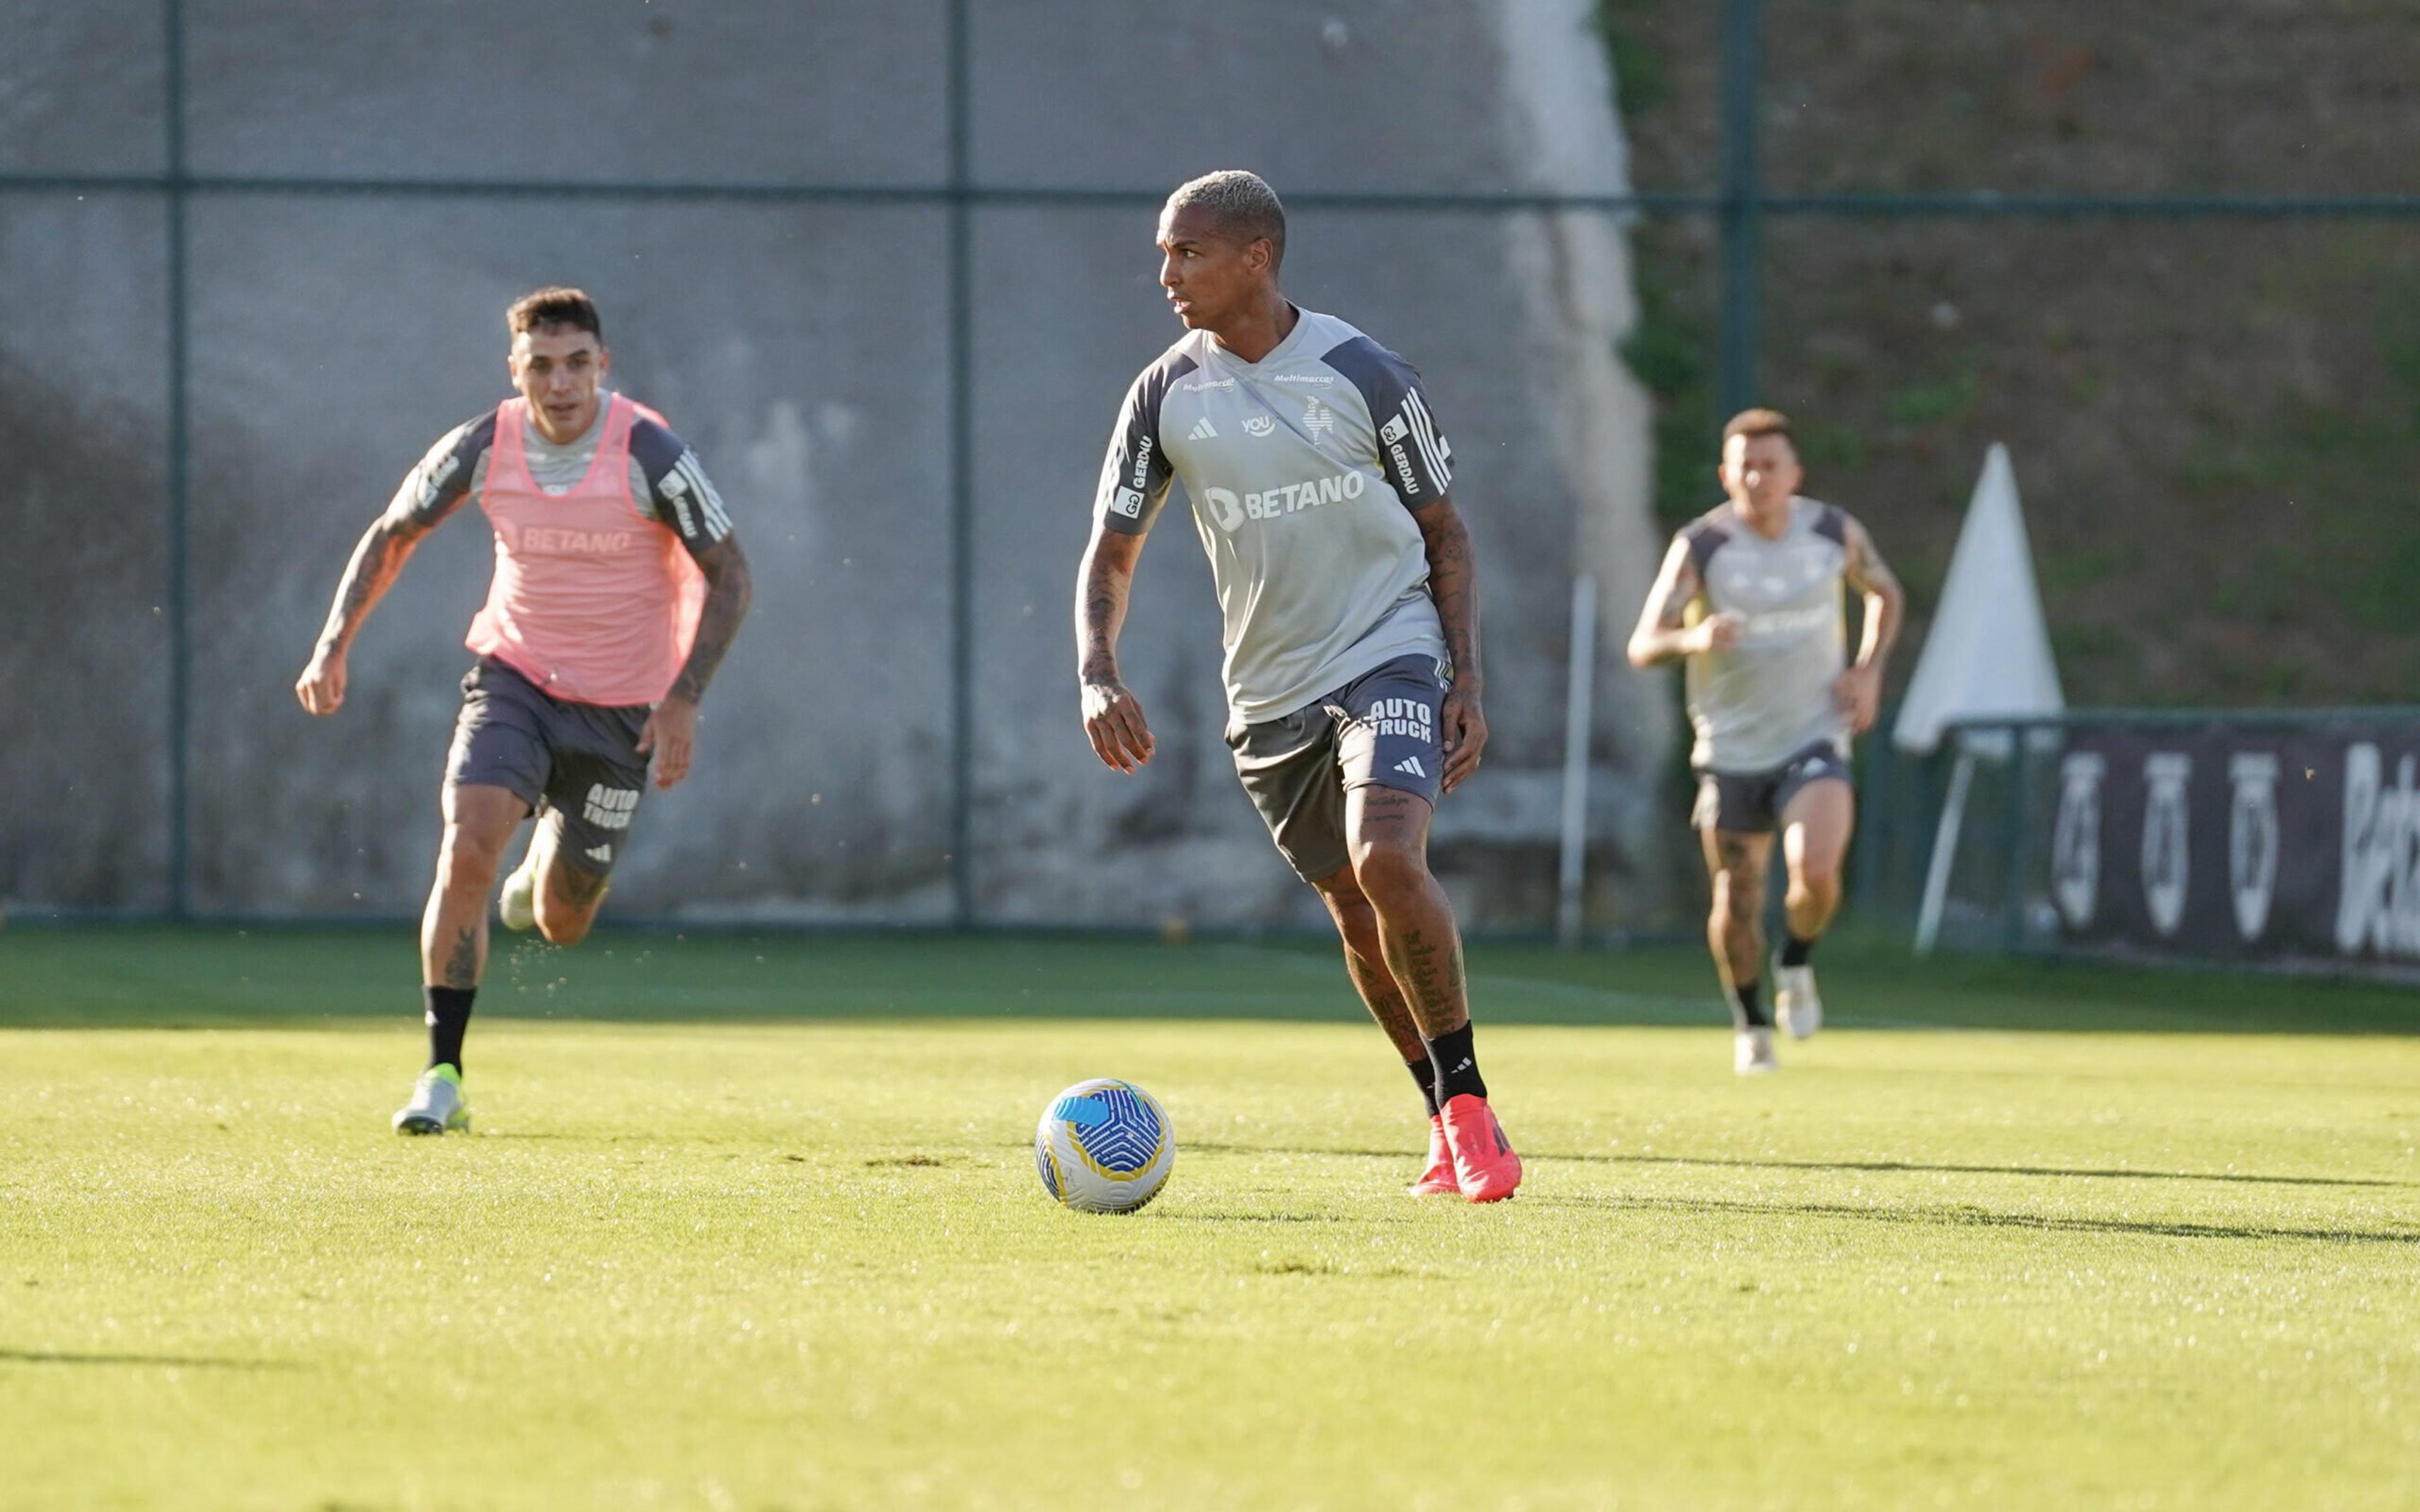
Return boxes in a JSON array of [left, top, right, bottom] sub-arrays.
[[1691, 738, 1852, 836], [1226, 653, 1451, 883], [445, 658, 651, 875]]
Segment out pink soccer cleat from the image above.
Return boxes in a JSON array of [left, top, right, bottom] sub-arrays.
[[1439, 1093, 1522, 1202], [1407, 1114, 1458, 1196]]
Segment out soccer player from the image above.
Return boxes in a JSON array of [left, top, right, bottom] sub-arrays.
[[1074, 171, 1521, 1201], [295, 287, 752, 1133], [1626, 409, 1903, 1074]]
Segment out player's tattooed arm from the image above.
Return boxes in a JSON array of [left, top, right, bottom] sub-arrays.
[[1075, 524, 1155, 773], [1841, 515, 1904, 670], [295, 469, 469, 716], [1834, 515, 1904, 735], [665, 536, 753, 706], [1627, 536, 1731, 666], [643, 534, 752, 791], [1414, 498, 1488, 793]]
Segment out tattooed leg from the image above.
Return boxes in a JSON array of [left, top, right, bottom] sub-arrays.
[[1311, 868, 1429, 1062], [422, 782, 527, 988], [1701, 826, 1770, 1000], [529, 810, 612, 949], [1344, 787, 1471, 1038]]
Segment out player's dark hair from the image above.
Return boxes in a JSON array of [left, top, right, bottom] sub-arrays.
[[1165, 170, 1287, 271], [507, 286, 603, 341], [1721, 408, 1794, 447]]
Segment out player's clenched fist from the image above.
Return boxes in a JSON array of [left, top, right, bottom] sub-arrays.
[[1693, 611, 1744, 655], [1080, 678, 1155, 774], [296, 646, 347, 715]]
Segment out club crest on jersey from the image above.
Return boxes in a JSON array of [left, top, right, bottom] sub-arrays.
[[1303, 398, 1335, 436]]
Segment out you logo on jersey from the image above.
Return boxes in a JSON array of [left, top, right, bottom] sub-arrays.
[[1201, 470, 1369, 532]]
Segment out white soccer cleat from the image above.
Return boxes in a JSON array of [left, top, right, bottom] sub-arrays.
[[393, 1065, 471, 1135], [1776, 965, 1823, 1040], [497, 856, 538, 933], [1734, 1027, 1778, 1075]]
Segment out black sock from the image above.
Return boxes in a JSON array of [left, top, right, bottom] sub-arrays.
[[1424, 1022, 1488, 1103], [425, 987, 475, 1074], [1406, 1058, 1441, 1119], [1731, 979, 1772, 1031], [1780, 933, 1816, 968]]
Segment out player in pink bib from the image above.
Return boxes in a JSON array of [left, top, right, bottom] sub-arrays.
[[296, 287, 752, 1135]]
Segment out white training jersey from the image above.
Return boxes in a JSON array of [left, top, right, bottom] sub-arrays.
[[1680, 496, 1855, 772], [1092, 307, 1455, 723]]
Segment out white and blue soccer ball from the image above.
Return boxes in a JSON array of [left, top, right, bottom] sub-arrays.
[[1033, 1078, 1174, 1213]]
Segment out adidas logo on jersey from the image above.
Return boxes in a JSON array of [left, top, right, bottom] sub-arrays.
[[1187, 416, 1218, 440], [1395, 756, 1428, 778]]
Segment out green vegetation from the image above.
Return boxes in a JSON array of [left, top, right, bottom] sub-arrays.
[[4, 929, 2417, 1509], [1597, 0, 1722, 531], [1593, 4, 2420, 706]]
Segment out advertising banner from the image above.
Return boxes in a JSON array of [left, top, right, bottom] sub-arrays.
[[2047, 721, 2420, 973]]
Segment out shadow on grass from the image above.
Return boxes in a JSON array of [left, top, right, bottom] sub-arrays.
[[0, 1348, 297, 1370], [3, 925, 2415, 1037], [1183, 1142, 2413, 1190], [1533, 1193, 2420, 1247]]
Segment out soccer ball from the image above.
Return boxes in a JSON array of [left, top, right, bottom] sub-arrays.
[[1033, 1078, 1174, 1213]]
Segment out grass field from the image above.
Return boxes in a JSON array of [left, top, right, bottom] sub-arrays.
[[3, 927, 2416, 1511]]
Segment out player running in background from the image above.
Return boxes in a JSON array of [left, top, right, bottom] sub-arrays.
[[296, 287, 752, 1133], [1073, 171, 1520, 1201], [1627, 409, 1903, 1074]]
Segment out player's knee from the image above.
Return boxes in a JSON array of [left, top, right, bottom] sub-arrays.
[[435, 825, 508, 890], [1346, 834, 1429, 907], [1790, 859, 1843, 908], [534, 908, 592, 948], [1712, 872, 1760, 925], [533, 874, 605, 946]]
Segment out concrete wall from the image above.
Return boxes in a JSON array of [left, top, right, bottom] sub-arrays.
[[0, 0, 1670, 929]]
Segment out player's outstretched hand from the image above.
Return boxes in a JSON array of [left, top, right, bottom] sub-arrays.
[[1694, 611, 1744, 655], [638, 696, 698, 789], [1833, 664, 1881, 734], [296, 647, 347, 715], [1441, 683, 1488, 794], [1080, 677, 1155, 774]]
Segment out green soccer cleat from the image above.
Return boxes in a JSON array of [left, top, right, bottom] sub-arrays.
[[497, 855, 538, 933], [393, 1063, 471, 1135]]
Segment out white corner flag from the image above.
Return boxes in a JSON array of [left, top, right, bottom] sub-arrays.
[[1897, 445, 2066, 954], [1893, 444, 2064, 754]]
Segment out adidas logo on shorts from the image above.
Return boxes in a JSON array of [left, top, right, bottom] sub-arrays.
[[1395, 756, 1427, 779]]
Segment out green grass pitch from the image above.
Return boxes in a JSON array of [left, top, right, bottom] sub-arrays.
[[3, 926, 2416, 1509]]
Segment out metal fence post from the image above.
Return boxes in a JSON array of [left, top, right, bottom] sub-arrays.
[[164, 0, 192, 919], [945, 0, 976, 928], [1717, 0, 1764, 423]]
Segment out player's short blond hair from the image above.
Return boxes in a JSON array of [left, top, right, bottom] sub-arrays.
[[1163, 170, 1286, 270], [1721, 408, 1794, 447]]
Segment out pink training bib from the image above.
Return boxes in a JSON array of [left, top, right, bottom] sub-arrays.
[[464, 394, 705, 707]]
